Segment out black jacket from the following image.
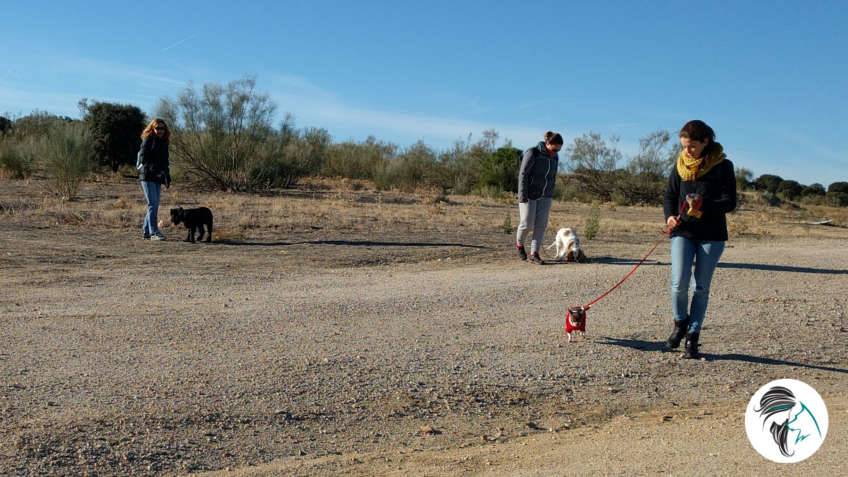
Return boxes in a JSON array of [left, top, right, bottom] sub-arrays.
[[137, 135, 171, 185], [663, 158, 737, 241], [518, 142, 559, 202]]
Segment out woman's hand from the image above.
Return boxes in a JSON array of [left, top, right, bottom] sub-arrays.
[[666, 216, 680, 230]]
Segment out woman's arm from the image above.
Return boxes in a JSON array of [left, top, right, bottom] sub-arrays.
[[709, 160, 737, 214], [164, 145, 171, 187], [517, 148, 536, 203], [138, 137, 152, 165], [663, 168, 679, 220]]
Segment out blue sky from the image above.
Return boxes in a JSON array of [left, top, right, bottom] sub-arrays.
[[2, 1, 846, 185]]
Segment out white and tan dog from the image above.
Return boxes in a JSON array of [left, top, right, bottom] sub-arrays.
[[547, 227, 585, 262]]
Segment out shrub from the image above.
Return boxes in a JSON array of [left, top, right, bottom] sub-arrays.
[[374, 141, 443, 192], [0, 139, 35, 179], [501, 214, 512, 234], [584, 202, 601, 240], [157, 77, 279, 191], [322, 136, 395, 180], [12, 111, 74, 138], [41, 123, 94, 200], [611, 170, 665, 205], [826, 191, 848, 207], [440, 131, 497, 195]]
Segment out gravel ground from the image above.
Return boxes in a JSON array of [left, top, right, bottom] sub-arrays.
[[1, 216, 846, 475]]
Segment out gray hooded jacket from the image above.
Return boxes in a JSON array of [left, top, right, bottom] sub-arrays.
[[518, 142, 558, 202]]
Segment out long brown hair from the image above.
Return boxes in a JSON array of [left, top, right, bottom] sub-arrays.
[[141, 118, 171, 142], [679, 120, 717, 156], [679, 120, 715, 144]]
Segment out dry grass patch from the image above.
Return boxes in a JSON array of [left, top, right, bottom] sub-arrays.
[[2, 178, 847, 243]]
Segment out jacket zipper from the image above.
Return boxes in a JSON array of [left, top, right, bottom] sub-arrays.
[[542, 155, 552, 197]]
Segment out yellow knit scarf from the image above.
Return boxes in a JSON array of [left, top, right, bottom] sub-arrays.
[[676, 143, 726, 181]]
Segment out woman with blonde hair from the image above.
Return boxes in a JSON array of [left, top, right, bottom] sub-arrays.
[[137, 118, 172, 240]]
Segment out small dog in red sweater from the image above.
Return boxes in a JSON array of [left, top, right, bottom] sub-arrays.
[[565, 306, 587, 342]]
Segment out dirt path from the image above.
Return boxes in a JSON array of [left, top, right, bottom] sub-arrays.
[[204, 394, 848, 476], [1, 224, 846, 475]]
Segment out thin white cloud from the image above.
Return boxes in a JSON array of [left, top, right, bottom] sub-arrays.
[[162, 34, 197, 52], [54, 56, 186, 87], [266, 74, 556, 147]]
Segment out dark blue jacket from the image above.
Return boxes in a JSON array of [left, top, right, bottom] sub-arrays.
[[137, 135, 171, 185], [518, 142, 558, 202]]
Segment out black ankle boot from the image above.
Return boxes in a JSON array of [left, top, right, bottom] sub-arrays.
[[684, 332, 700, 359], [666, 318, 689, 350]]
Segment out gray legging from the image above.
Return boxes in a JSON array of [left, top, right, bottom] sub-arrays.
[[516, 198, 553, 254]]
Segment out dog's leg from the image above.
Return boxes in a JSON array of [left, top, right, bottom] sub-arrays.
[[567, 332, 573, 342], [186, 226, 194, 243], [196, 224, 205, 242], [206, 219, 213, 243]]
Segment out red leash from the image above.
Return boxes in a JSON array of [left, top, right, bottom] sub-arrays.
[[564, 225, 673, 333]]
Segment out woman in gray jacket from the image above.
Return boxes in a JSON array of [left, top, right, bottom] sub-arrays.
[[516, 131, 562, 264]]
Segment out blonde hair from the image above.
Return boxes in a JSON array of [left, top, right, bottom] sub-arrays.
[[141, 118, 171, 142]]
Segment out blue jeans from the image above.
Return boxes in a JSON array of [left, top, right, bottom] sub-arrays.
[[670, 236, 725, 334], [140, 181, 162, 236]]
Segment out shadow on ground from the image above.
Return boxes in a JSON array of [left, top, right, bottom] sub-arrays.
[[597, 336, 848, 374]]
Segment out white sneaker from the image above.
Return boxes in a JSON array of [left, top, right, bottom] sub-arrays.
[[150, 234, 166, 241]]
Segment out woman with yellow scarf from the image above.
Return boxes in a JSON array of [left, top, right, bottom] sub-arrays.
[[663, 120, 737, 359]]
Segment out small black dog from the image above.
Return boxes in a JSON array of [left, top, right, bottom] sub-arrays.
[[170, 207, 213, 243]]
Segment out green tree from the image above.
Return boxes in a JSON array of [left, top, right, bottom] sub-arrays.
[[735, 167, 754, 191], [0, 116, 11, 135], [828, 181, 848, 194], [827, 182, 848, 207], [776, 180, 803, 200], [754, 174, 783, 193], [477, 145, 521, 192], [802, 183, 826, 196], [627, 130, 676, 177], [80, 100, 146, 172], [566, 132, 622, 201]]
